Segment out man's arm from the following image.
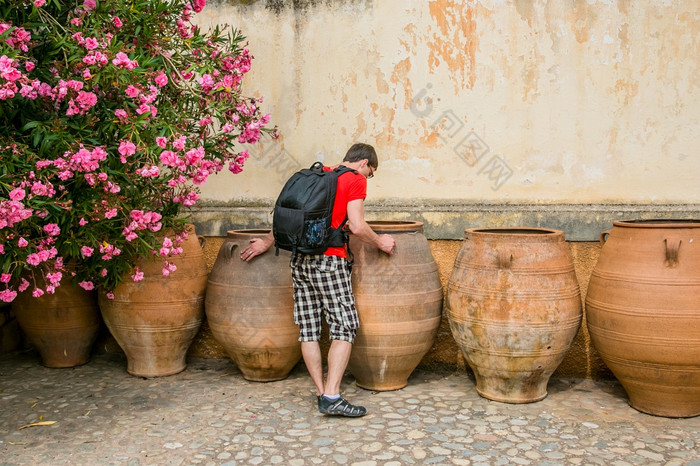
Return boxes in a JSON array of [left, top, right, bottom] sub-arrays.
[[346, 198, 395, 255]]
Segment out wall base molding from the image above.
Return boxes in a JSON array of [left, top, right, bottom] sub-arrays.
[[190, 201, 700, 241]]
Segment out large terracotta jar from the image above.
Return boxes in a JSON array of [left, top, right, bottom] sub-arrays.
[[446, 228, 582, 403], [99, 224, 207, 377], [586, 219, 700, 418], [205, 229, 300, 382], [347, 221, 443, 391], [12, 275, 100, 368]]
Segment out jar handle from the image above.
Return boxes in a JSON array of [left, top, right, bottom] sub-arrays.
[[498, 250, 513, 269], [224, 242, 238, 261], [197, 235, 206, 249], [664, 238, 681, 267], [599, 230, 611, 246]]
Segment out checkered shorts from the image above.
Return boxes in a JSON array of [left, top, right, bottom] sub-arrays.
[[290, 254, 359, 343]]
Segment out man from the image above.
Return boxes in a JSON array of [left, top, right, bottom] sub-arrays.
[[240, 143, 395, 417]]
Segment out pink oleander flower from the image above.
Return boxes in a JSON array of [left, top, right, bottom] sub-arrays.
[[173, 136, 187, 151], [136, 103, 151, 115], [9, 188, 25, 201], [228, 161, 243, 174], [46, 272, 62, 286], [118, 140, 136, 160], [81, 246, 94, 257], [154, 72, 168, 87], [79, 281, 95, 291], [161, 261, 177, 276], [131, 268, 144, 282], [192, 0, 206, 13], [84, 37, 99, 50], [125, 85, 139, 98], [0, 289, 18, 303], [112, 16, 123, 28], [43, 223, 60, 236], [159, 150, 179, 167], [112, 52, 138, 70]]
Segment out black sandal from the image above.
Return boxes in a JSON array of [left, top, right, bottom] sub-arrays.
[[317, 395, 367, 417]]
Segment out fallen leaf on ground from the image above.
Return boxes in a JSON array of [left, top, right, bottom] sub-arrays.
[[18, 421, 57, 430]]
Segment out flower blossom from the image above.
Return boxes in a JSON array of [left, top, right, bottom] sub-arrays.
[[154, 72, 168, 87], [112, 52, 138, 70], [18, 279, 29, 292], [173, 136, 187, 151], [118, 140, 136, 163], [65, 90, 97, 116], [192, 0, 207, 13], [161, 261, 177, 276], [0, 289, 17, 303], [84, 37, 99, 50], [159, 150, 180, 167], [43, 223, 60, 236], [131, 268, 144, 282], [9, 188, 25, 201], [99, 243, 121, 260], [125, 85, 139, 98], [79, 281, 95, 291]]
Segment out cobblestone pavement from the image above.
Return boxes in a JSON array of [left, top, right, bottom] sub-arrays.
[[1, 350, 698, 466]]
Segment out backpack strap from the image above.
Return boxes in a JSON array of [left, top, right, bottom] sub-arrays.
[[331, 165, 358, 264]]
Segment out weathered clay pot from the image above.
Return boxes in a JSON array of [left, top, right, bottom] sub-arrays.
[[586, 219, 700, 418], [205, 229, 300, 382], [348, 221, 443, 391], [99, 224, 207, 377], [12, 276, 100, 368], [446, 227, 582, 403]]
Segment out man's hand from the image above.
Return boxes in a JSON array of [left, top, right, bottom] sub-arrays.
[[377, 233, 395, 255], [240, 231, 274, 261]]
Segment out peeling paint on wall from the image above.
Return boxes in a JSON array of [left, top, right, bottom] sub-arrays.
[[427, 0, 479, 91], [195, 0, 700, 205]]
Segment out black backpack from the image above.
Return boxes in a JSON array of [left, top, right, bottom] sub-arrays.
[[273, 161, 356, 256]]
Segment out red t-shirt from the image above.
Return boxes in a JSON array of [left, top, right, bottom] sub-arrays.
[[324, 166, 367, 258]]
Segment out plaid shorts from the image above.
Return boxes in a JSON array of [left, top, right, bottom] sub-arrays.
[[290, 254, 359, 343]]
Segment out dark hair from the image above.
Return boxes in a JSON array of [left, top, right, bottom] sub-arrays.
[[343, 143, 378, 169]]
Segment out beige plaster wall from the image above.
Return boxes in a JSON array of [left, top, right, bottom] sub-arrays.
[[195, 0, 699, 204]]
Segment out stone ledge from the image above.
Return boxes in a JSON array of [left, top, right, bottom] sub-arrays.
[[189, 202, 700, 241]]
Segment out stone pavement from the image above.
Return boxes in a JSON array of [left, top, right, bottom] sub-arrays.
[[0, 350, 698, 466]]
